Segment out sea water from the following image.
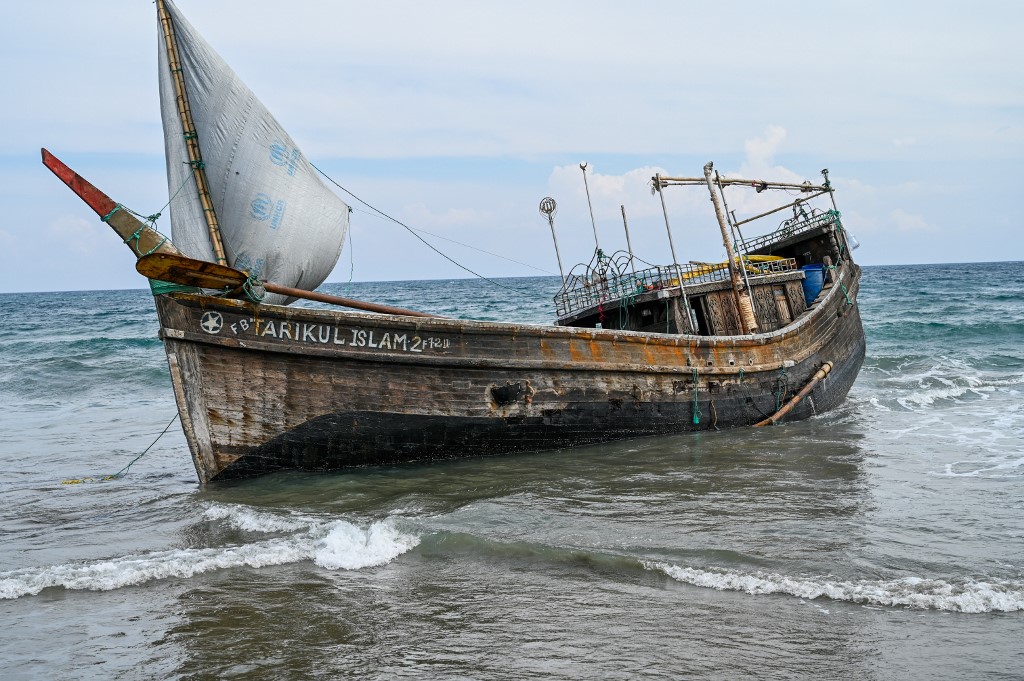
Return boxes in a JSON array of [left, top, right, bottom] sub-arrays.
[[1, 262, 1022, 679]]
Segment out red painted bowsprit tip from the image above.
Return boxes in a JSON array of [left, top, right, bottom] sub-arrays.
[[40, 148, 117, 218]]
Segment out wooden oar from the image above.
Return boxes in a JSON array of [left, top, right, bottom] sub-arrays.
[[136, 252, 439, 318]]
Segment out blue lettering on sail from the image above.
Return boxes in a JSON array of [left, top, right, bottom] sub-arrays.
[[250, 193, 287, 230], [269, 140, 300, 176], [233, 254, 266, 277]]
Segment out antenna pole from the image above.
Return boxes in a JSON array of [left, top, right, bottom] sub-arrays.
[[156, 0, 227, 265], [653, 173, 692, 330], [539, 197, 566, 284], [654, 174, 681, 270], [821, 167, 850, 260], [579, 163, 601, 252], [620, 205, 637, 275]]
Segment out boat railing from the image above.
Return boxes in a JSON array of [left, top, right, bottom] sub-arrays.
[[554, 260, 670, 319], [554, 257, 799, 319], [740, 209, 842, 254]]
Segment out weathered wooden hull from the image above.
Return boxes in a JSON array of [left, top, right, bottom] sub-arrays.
[[157, 265, 864, 483]]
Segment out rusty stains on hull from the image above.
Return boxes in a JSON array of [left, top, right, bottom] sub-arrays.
[[154, 263, 864, 483]]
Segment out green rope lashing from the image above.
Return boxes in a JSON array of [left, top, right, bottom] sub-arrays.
[[123, 227, 143, 253], [101, 204, 123, 223], [820, 210, 854, 307], [123, 227, 169, 257], [692, 367, 702, 425], [774, 367, 789, 411], [188, 160, 205, 169], [826, 263, 854, 306], [242, 273, 266, 304]]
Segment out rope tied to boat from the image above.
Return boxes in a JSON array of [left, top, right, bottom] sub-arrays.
[[61, 414, 179, 484], [242, 272, 267, 303], [774, 366, 789, 411], [310, 161, 528, 296], [821, 210, 854, 306], [122, 226, 169, 257], [692, 367, 702, 425], [105, 167, 196, 234]]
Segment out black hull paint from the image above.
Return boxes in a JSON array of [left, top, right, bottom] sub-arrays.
[[215, 329, 866, 480]]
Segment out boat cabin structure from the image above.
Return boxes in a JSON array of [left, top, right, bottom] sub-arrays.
[[553, 166, 853, 339]]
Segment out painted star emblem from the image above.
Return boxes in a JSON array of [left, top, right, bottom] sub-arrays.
[[200, 311, 223, 335]]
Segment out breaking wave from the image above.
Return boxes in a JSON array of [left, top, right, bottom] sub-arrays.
[[0, 504, 419, 600], [862, 353, 1024, 412], [646, 562, 1024, 613]]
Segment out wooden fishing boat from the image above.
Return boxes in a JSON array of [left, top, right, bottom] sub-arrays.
[[43, 0, 864, 483]]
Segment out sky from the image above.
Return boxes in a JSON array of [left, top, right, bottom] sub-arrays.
[[1, 1, 1021, 293]]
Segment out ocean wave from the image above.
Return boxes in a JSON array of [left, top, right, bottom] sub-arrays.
[[0, 509, 419, 600], [866, 319, 1024, 343], [645, 562, 1024, 613], [861, 355, 1024, 411], [201, 502, 312, 533]]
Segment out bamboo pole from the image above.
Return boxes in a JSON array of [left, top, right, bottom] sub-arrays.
[[714, 170, 754, 298], [733, 189, 831, 227], [754, 362, 832, 426], [156, 0, 228, 265], [703, 162, 758, 334], [655, 176, 829, 192]]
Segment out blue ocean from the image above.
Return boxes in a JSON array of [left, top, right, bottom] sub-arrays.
[[1, 262, 1022, 679]]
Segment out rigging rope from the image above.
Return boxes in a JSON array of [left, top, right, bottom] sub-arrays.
[[825, 210, 854, 306], [61, 414, 179, 484], [311, 162, 527, 294], [351, 207, 555, 276]]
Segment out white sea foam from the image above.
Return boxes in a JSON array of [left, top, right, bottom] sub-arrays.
[[890, 361, 1024, 411], [646, 562, 1024, 613], [201, 502, 310, 533], [313, 520, 420, 570], [0, 511, 419, 600], [933, 456, 1024, 478]]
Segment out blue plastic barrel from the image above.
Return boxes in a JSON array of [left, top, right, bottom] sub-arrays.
[[801, 264, 825, 304]]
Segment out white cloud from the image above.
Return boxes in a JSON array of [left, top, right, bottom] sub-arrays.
[[1, 1, 1021, 291], [741, 125, 788, 175], [889, 208, 933, 232], [547, 164, 681, 222]]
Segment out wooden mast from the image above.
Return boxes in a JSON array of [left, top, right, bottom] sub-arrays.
[[703, 162, 759, 334], [156, 0, 228, 265]]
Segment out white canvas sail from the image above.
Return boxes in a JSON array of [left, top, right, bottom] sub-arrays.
[[157, 0, 349, 304]]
